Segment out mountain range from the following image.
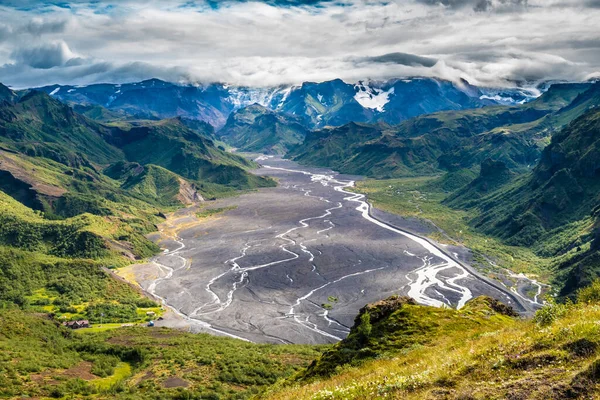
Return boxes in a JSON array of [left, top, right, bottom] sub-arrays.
[[36, 77, 533, 130]]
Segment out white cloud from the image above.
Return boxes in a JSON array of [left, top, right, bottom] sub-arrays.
[[0, 0, 598, 88]]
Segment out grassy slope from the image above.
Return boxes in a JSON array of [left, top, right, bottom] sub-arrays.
[[0, 187, 163, 324], [0, 90, 124, 166], [262, 293, 600, 400], [111, 118, 275, 191], [0, 309, 323, 399]]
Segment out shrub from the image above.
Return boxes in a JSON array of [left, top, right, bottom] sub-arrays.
[[577, 280, 600, 304], [356, 312, 372, 344], [533, 297, 570, 326], [85, 303, 137, 323], [90, 354, 120, 377]]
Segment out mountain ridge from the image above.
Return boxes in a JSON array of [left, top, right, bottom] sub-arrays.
[[35, 77, 537, 130], [288, 82, 594, 178]]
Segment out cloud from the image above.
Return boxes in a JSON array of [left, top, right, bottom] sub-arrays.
[[11, 41, 75, 69], [358, 52, 438, 68], [414, 0, 527, 11], [23, 18, 68, 35], [0, 0, 597, 88]]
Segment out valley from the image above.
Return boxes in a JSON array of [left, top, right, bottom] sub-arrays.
[[121, 156, 544, 344]]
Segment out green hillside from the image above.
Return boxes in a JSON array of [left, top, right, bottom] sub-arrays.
[[349, 107, 600, 299], [289, 83, 594, 178], [0, 89, 124, 167], [110, 118, 273, 190], [449, 108, 600, 297], [218, 104, 309, 155]]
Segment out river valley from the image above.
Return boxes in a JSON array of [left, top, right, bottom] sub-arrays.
[[119, 156, 544, 344]]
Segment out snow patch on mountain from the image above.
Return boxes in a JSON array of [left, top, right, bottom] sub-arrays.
[[353, 84, 394, 112], [227, 86, 293, 111], [49, 87, 60, 96], [480, 94, 527, 104], [479, 87, 540, 105]]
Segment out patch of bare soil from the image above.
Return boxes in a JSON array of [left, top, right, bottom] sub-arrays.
[[148, 330, 181, 340], [0, 152, 66, 197], [62, 361, 97, 380], [107, 336, 136, 346], [177, 177, 204, 204], [31, 361, 97, 384], [163, 376, 190, 388]]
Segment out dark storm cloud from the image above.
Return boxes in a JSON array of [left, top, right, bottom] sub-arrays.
[[359, 52, 438, 68], [11, 41, 74, 69]]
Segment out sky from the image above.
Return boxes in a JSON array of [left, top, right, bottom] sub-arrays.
[[0, 0, 599, 89]]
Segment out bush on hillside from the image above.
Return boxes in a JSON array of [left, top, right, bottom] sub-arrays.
[[577, 280, 600, 304]]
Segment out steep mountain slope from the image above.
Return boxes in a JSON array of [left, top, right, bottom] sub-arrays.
[[445, 107, 600, 297], [0, 88, 124, 167], [218, 104, 309, 154], [277, 79, 374, 128], [0, 87, 273, 200], [289, 83, 593, 178], [106, 162, 204, 205], [287, 122, 388, 172], [0, 82, 18, 103], [107, 118, 271, 189], [358, 78, 494, 125]]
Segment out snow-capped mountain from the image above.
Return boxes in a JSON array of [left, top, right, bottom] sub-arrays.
[[36, 77, 538, 129]]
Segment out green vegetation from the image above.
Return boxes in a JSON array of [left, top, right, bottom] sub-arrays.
[[218, 104, 309, 155], [110, 118, 275, 191], [352, 176, 548, 276], [0, 83, 275, 315], [261, 290, 600, 400], [290, 82, 594, 179], [0, 81, 326, 399], [196, 206, 238, 219], [0, 309, 323, 399], [343, 106, 600, 299]]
